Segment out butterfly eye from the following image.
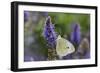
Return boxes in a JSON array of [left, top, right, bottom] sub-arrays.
[[67, 46, 70, 49]]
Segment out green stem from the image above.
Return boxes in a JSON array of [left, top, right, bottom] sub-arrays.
[[48, 48, 57, 60]]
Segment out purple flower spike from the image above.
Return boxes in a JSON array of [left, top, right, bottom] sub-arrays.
[[43, 16, 57, 48], [71, 23, 81, 46]]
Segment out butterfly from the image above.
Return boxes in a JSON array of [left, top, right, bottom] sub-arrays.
[[56, 35, 75, 59]]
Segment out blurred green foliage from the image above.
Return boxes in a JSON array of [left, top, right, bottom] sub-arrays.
[[48, 12, 90, 37]]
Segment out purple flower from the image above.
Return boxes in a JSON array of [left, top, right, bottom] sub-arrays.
[[70, 23, 81, 46], [24, 48, 47, 62], [24, 11, 30, 22], [43, 16, 57, 48], [63, 53, 73, 59], [24, 55, 47, 62], [24, 56, 34, 62], [84, 51, 90, 59], [42, 12, 48, 17]]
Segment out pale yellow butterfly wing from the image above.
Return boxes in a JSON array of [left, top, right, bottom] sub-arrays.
[[56, 35, 75, 58]]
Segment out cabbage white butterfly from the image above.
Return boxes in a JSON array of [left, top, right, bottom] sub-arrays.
[[56, 35, 75, 59]]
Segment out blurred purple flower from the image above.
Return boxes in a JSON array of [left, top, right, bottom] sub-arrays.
[[70, 23, 81, 46], [84, 51, 90, 59], [24, 11, 30, 22], [42, 12, 48, 17], [24, 54, 47, 62], [43, 16, 57, 48], [63, 53, 73, 59]]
